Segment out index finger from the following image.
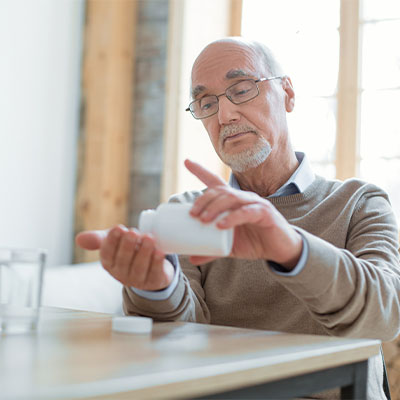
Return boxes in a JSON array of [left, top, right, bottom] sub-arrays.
[[184, 159, 226, 188]]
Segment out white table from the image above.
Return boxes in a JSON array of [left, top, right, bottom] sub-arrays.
[[0, 307, 380, 399]]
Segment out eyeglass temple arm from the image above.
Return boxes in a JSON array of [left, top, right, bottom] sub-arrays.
[[257, 76, 284, 83]]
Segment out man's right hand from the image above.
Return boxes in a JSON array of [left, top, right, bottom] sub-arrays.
[[75, 226, 174, 291]]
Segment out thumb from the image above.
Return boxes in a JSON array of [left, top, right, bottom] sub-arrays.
[[75, 230, 108, 250]]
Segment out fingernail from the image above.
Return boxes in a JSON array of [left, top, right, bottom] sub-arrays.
[[218, 218, 228, 227], [190, 205, 198, 214], [200, 210, 209, 220]]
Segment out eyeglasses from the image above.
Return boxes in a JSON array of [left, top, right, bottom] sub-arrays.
[[185, 76, 283, 120]]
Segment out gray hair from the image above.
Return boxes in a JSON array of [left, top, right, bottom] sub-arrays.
[[248, 40, 284, 77]]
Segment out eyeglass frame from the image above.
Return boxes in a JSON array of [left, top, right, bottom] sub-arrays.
[[185, 76, 284, 120]]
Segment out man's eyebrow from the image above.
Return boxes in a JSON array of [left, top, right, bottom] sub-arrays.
[[191, 70, 252, 98], [225, 69, 252, 79], [192, 85, 206, 99]]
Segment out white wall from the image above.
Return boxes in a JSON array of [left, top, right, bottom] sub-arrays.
[[0, 0, 84, 267]]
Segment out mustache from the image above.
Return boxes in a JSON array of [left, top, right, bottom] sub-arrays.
[[219, 125, 258, 144]]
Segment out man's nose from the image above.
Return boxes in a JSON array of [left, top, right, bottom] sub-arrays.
[[217, 95, 240, 125]]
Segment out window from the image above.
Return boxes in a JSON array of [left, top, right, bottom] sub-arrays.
[[242, 0, 400, 223], [359, 0, 400, 223], [242, 0, 340, 179]]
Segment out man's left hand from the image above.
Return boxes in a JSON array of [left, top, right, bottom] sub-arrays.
[[184, 159, 303, 270]]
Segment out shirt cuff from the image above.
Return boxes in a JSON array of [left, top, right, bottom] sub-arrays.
[[267, 231, 309, 276], [130, 254, 180, 300]]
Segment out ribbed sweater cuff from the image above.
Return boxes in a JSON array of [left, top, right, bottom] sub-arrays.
[[123, 275, 187, 315]]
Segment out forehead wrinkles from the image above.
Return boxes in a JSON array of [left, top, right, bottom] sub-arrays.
[[191, 46, 264, 98]]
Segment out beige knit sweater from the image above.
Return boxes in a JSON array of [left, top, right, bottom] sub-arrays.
[[123, 176, 400, 399]]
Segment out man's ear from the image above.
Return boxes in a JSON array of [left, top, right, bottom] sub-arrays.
[[282, 76, 295, 112]]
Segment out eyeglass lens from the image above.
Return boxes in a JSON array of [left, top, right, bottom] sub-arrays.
[[190, 80, 259, 119]]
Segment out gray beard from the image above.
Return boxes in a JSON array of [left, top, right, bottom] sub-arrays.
[[218, 125, 272, 173]]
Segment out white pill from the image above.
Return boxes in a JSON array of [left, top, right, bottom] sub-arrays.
[[112, 316, 153, 334]]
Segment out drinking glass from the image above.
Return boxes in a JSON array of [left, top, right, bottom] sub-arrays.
[[0, 248, 47, 334]]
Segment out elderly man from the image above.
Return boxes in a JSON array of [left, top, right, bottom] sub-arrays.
[[77, 37, 400, 399]]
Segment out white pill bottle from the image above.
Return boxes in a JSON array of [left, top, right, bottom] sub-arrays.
[[138, 203, 233, 256]]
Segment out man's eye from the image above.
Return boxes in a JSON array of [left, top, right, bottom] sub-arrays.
[[200, 98, 216, 111], [201, 102, 212, 110], [233, 88, 251, 97]]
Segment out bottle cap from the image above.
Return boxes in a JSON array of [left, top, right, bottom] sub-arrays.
[[112, 316, 153, 334], [138, 209, 155, 234]]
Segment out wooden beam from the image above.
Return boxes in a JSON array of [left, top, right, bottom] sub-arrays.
[[74, 0, 137, 262], [336, 0, 361, 180], [230, 0, 243, 37]]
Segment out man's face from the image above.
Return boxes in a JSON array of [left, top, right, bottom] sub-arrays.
[[191, 42, 294, 172]]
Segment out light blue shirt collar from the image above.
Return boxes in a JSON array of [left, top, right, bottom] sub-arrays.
[[228, 152, 315, 197]]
